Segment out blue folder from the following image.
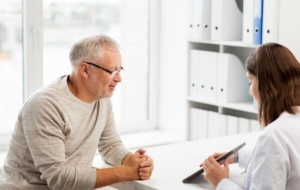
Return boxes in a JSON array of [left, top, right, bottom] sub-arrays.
[[253, 0, 263, 44]]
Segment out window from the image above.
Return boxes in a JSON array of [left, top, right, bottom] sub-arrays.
[[0, 0, 23, 134], [43, 0, 153, 133], [0, 0, 156, 142]]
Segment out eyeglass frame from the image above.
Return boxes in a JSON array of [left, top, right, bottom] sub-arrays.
[[85, 62, 124, 77]]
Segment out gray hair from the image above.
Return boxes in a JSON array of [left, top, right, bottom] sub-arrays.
[[69, 34, 120, 67]]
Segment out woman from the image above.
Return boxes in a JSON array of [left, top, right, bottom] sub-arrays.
[[201, 43, 300, 190]]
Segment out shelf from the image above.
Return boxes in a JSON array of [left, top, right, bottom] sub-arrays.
[[188, 39, 259, 48], [187, 96, 219, 106], [187, 96, 258, 114], [220, 101, 258, 114]]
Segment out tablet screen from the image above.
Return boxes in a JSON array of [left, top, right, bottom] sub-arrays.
[[182, 142, 246, 183]]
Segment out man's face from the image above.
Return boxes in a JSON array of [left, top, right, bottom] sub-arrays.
[[86, 49, 122, 99]]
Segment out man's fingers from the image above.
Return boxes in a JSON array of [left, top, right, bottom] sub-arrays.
[[136, 148, 146, 154]]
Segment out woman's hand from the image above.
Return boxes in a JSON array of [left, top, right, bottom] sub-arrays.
[[201, 156, 230, 188]]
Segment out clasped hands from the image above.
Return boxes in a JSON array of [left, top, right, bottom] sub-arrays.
[[122, 148, 154, 180]]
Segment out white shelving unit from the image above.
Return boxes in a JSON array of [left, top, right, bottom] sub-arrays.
[[187, 40, 259, 140]]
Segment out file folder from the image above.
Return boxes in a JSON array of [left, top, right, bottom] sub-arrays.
[[189, 50, 199, 97], [208, 111, 227, 138], [243, 0, 254, 44], [217, 53, 250, 103], [206, 52, 218, 101], [238, 117, 250, 134], [197, 50, 208, 98], [198, 109, 208, 139], [253, 0, 264, 44], [250, 119, 261, 132], [262, 0, 279, 43], [188, 0, 197, 39], [227, 115, 238, 135], [190, 108, 199, 140], [211, 0, 243, 41], [208, 111, 219, 138], [194, 0, 212, 40]]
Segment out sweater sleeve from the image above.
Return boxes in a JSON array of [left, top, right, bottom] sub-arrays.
[[98, 99, 130, 165], [22, 95, 96, 190]]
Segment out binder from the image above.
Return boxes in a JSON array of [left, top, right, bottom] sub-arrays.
[[206, 52, 218, 101], [218, 113, 227, 137], [253, 0, 264, 44], [198, 109, 208, 139], [190, 108, 199, 140], [211, 0, 243, 41], [189, 50, 199, 97], [217, 53, 250, 103], [262, 0, 279, 43], [208, 111, 227, 138], [188, 0, 197, 39], [238, 117, 250, 134], [253, 98, 258, 110], [227, 115, 238, 135], [243, 0, 254, 44], [197, 51, 208, 98], [208, 111, 219, 138], [250, 119, 261, 132], [194, 0, 212, 40]]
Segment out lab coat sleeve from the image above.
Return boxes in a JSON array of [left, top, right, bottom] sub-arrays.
[[216, 179, 243, 190]]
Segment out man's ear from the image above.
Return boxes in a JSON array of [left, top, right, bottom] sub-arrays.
[[79, 62, 89, 78]]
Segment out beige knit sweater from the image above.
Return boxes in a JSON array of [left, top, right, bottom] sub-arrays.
[[0, 75, 130, 190]]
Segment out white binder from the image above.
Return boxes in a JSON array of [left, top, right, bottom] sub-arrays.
[[190, 108, 199, 140], [198, 109, 208, 139], [238, 117, 250, 134], [262, 0, 280, 43], [194, 0, 212, 40], [218, 113, 227, 137], [189, 50, 199, 97], [250, 119, 261, 132], [208, 111, 226, 138], [243, 0, 254, 44], [211, 0, 243, 40], [217, 53, 250, 103], [227, 115, 238, 135], [197, 50, 208, 98], [206, 52, 218, 101], [188, 0, 197, 39], [208, 111, 219, 138]]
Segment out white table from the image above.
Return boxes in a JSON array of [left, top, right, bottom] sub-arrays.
[[93, 132, 260, 190]]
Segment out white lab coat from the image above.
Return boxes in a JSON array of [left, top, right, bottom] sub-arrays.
[[216, 106, 300, 190]]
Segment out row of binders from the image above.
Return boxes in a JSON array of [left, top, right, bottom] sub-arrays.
[[189, 50, 251, 103], [188, 0, 279, 44], [190, 108, 261, 140]]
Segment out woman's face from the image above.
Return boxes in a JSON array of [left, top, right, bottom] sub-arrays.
[[246, 72, 260, 103]]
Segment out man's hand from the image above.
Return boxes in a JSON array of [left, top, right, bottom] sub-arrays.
[[136, 148, 154, 180], [122, 152, 147, 180]]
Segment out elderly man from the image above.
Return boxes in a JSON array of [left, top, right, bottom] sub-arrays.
[[0, 34, 154, 190]]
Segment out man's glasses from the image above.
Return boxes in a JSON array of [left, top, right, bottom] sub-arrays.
[[85, 62, 124, 77]]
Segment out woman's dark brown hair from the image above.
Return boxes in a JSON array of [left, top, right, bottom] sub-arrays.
[[245, 43, 300, 127]]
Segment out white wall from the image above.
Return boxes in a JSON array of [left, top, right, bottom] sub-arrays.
[[157, 0, 188, 135], [278, 1, 300, 60]]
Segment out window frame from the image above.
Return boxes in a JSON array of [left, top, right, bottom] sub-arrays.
[[0, 0, 159, 151]]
